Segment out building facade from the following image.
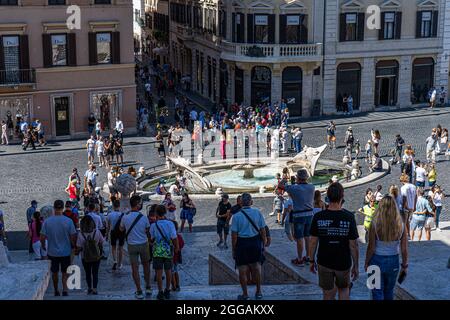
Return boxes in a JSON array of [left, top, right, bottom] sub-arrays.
[[160, 0, 450, 117], [0, 0, 136, 140]]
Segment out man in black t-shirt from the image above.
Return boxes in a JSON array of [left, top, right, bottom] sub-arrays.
[[216, 194, 232, 249], [309, 182, 359, 300], [230, 195, 243, 216]]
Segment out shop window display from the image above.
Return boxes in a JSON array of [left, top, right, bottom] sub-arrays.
[[91, 92, 120, 132]]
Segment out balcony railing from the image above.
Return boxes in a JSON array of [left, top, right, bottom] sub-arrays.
[[221, 42, 323, 62], [0, 69, 36, 86]]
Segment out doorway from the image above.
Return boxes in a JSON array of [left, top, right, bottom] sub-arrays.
[[235, 67, 244, 105], [375, 60, 398, 107], [251, 66, 271, 106], [54, 96, 70, 136], [282, 67, 303, 116]]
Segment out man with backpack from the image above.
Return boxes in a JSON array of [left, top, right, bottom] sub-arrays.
[[150, 205, 179, 300], [120, 195, 151, 299], [106, 200, 125, 271]]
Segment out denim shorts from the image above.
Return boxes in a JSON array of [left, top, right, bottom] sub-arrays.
[[293, 216, 313, 239], [180, 209, 194, 224], [217, 220, 229, 235], [410, 215, 426, 231], [416, 181, 425, 188], [368, 254, 400, 301]]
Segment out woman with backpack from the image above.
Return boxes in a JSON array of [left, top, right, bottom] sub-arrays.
[[179, 193, 196, 233], [76, 215, 104, 295]]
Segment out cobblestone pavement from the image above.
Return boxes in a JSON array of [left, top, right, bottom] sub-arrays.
[[1, 111, 450, 232]]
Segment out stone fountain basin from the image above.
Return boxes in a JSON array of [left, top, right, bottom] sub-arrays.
[[139, 157, 390, 200]]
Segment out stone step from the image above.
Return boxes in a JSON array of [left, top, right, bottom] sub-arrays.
[[44, 283, 325, 300], [208, 244, 306, 285]]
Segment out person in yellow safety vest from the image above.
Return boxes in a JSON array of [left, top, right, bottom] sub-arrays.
[[359, 197, 376, 243]]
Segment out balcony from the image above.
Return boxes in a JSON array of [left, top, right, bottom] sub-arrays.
[[0, 69, 36, 88], [220, 42, 323, 63]]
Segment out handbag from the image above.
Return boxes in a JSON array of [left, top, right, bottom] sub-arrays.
[[190, 207, 197, 216]]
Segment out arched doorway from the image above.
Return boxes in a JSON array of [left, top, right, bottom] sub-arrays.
[[375, 60, 399, 107], [251, 66, 271, 106], [412, 57, 435, 104], [336, 62, 361, 111], [282, 67, 303, 116]]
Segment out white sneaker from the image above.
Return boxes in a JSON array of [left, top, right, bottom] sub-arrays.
[[437, 228, 442, 232], [269, 212, 275, 216]]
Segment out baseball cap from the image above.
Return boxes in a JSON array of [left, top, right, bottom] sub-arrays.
[[221, 193, 229, 200]]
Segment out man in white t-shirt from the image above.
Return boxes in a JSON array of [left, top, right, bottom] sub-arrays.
[[401, 174, 417, 236], [115, 117, 124, 141], [95, 137, 105, 167], [120, 195, 151, 300], [86, 135, 96, 165], [415, 162, 427, 188], [84, 164, 98, 191]]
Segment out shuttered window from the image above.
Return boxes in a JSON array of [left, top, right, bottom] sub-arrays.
[[340, 12, 364, 42], [89, 31, 120, 65]]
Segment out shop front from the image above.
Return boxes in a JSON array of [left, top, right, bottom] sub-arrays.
[[90, 91, 122, 133], [0, 96, 32, 140]]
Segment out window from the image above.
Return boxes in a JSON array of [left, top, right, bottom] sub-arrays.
[[233, 13, 245, 43], [50, 35, 67, 66], [345, 13, 357, 41], [48, 0, 66, 4], [254, 15, 269, 43], [379, 11, 401, 40], [286, 15, 300, 43], [96, 33, 111, 64], [421, 11, 432, 37], [0, 0, 18, 5], [417, 10, 438, 38], [94, 0, 111, 4], [384, 12, 395, 39], [340, 12, 364, 42], [2, 36, 19, 71]]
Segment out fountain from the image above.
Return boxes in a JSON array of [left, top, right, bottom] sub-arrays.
[[232, 162, 267, 179], [143, 145, 346, 195]]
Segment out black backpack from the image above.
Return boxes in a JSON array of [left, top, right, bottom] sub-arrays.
[[111, 213, 125, 237]]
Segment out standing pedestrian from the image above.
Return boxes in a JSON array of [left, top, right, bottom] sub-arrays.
[[309, 183, 359, 300], [231, 193, 267, 300], [179, 193, 195, 233], [87, 113, 96, 136], [410, 188, 432, 241], [120, 195, 152, 299], [293, 127, 303, 153], [86, 135, 96, 166], [364, 196, 408, 300], [150, 205, 179, 300], [40, 200, 77, 297], [1, 120, 8, 145], [426, 129, 438, 164], [76, 215, 104, 295], [326, 121, 336, 149], [284, 169, 315, 267], [28, 211, 47, 260], [216, 194, 231, 249], [106, 200, 125, 271]]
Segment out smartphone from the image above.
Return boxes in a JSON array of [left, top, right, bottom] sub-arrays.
[[398, 270, 407, 284]]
